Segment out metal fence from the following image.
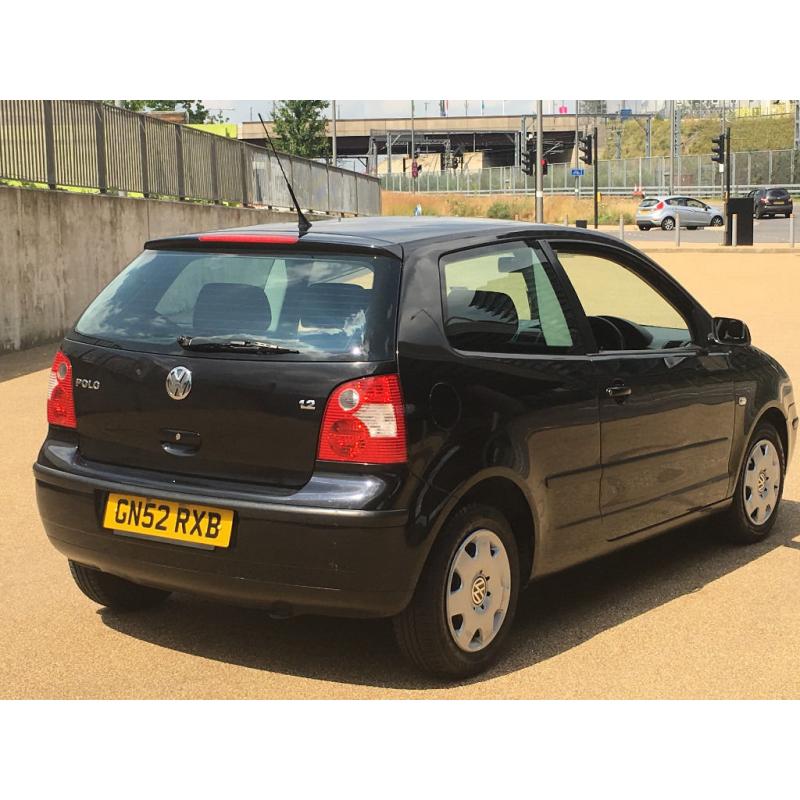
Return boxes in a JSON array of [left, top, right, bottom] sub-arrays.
[[0, 100, 380, 215], [381, 150, 800, 198]]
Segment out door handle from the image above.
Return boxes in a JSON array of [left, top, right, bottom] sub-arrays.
[[605, 383, 632, 400]]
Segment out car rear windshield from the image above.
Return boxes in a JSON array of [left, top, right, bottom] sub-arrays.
[[767, 188, 790, 199], [639, 199, 659, 208], [73, 249, 401, 361]]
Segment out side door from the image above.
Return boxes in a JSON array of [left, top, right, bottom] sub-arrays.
[[672, 196, 692, 226], [431, 239, 602, 573], [686, 197, 710, 226], [547, 240, 736, 540]]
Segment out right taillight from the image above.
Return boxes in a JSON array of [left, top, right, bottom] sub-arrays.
[[47, 351, 77, 429], [317, 374, 407, 464], [654, 201, 665, 210]]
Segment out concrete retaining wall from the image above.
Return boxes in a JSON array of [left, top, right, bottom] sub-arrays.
[[0, 186, 311, 353]]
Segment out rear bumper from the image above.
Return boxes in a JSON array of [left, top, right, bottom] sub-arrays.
[[34, 447, 425, 619], [759, 205, 792, 215]]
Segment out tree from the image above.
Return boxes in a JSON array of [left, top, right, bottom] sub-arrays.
[[113, 101, 227, 123], [271, 100, 329, 158]]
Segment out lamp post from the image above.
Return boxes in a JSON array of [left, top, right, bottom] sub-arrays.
[[535, 100, 544, 222]]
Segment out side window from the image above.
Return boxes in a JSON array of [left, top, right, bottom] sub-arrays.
[[441, 242, 580, 354], [687, 199, 704, 209], [554, 248, 692, 352]]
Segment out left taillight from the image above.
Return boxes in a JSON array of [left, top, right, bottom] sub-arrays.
[[317, 374, 407, 464], [47, 351, 77, 429]]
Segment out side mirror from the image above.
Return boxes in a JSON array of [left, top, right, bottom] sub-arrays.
[[711, 316, 751, 346]]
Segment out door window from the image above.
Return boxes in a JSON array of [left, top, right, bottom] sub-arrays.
[[441, 242, 580, 354], [686, 199, 706, 209], [553, 247, 692, 352]]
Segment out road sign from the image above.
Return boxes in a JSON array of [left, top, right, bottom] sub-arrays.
[[620, 108, 632, 118], [571, 168, 585, 177]]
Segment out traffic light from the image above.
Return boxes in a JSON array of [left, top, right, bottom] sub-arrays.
[[578, 134, 593, 165], [541, 158, 548, 176], [520, 147, 534, 176], [711, 133, 726, 165]]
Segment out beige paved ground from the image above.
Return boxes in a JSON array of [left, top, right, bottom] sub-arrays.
[[2, 250, 800, 698]]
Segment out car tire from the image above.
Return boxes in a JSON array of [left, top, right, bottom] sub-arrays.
[[711, 215, 723, 226], [661, 216, 675, 231], [393, 503, 520, 678], [754, 208, 762, 219], [687, 226, 698, 231], [719, 423, 785, 544], [638, 224, 651, 231], [69, 560, 172, 611]]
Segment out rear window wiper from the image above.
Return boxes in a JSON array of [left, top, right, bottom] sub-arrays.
[[177, 335, 300, 354]]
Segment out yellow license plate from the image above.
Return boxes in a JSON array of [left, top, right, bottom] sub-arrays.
[[103, 492, 234, 548]]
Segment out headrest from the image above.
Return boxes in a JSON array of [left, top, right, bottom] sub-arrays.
[[301, 283, 369, 329], [498, 251, 530, 273], [193, 282, 271, 335], [445, 288, 519, 350]]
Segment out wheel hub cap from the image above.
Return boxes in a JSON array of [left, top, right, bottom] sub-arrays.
[[743, 439, 780, 525], [446, 529, 512, 653], [471, 575, 487, 605]]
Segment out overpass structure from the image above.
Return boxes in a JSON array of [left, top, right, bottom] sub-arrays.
[[240, 114, 612, 173]]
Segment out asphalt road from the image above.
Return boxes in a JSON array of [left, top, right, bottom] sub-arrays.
[[3, 252, 800, 699], [619, 214, 796, 244]]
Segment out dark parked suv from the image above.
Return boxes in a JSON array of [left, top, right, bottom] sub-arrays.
[[747, 187, 793, 218], [36, 217, 796, 678]]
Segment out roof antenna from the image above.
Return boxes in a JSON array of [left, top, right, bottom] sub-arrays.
[[257, 113, 312, 235]]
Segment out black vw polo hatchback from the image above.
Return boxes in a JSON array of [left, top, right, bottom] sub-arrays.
[[36, 217, 796, 678]]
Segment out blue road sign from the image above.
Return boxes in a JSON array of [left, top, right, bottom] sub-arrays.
[[571, 168, 585, 177]]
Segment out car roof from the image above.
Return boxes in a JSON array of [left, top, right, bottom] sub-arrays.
[[146, 215, 626, 254], [644, 195, 699, 200]]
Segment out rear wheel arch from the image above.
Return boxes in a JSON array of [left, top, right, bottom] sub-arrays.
[[430, 474, 537, 585]]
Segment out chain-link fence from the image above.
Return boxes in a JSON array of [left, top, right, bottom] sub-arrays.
[[0, 100, 380, 216], [381, 150, 800, 197]]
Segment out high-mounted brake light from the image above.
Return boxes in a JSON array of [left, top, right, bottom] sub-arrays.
[[197, 234, 299, 244], [47, 351, 77, 429], [317, 375, 407, 464], [654, 201, 665, 210]]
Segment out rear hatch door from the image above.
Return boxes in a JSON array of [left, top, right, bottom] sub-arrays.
[[66, 241, 401, 488]]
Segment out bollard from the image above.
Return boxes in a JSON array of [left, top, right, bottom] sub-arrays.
[[675, 212, 680, 247], [619, 214, 625, 242], [732, 214, 738, 247], [564, 215, 568, 226], [791, 216, 795, 248]]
